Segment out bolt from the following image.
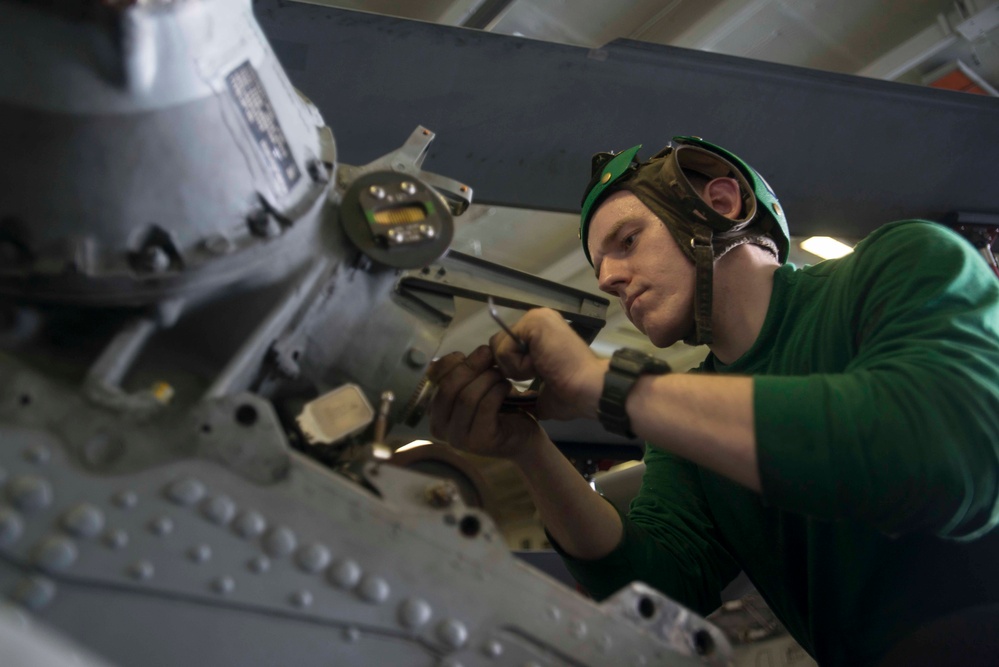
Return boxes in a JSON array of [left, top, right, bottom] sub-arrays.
[[308, 160, 327, 183], [247, 210, 281, 238], [139, 246, 170, 273], [425, 481, 460, 508]]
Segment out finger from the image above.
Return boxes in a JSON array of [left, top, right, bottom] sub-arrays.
[[429, 346, 496, 439], [468, 377, 525, 439], [426, 351, 466, 384], [448, 369, 509, 448], [490, 331, 535, 381]]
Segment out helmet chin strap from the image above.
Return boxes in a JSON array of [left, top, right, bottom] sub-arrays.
[[687, 226, 715, 346]]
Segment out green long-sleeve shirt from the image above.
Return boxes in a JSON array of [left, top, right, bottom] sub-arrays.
[[561, 221, 999, 665]]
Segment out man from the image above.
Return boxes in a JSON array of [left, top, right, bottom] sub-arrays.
[[427, 137, 999, 666]]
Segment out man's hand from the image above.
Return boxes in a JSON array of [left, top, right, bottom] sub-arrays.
[[427, 345, 544, 461], [489, 308, 608, 422]]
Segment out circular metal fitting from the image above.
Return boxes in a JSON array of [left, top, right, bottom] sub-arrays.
[[398, 598, 432, 629], [263, 526, 297, 557], [165, 478, 205, 507], [62, 504, 106, 539], [232, 510, 267, 539], [327, 558, 362, 589]]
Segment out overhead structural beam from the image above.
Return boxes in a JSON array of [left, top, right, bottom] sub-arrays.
[[258, 1, 999, 240], [855, 13, 957, 81], [460, 0, 518, 30]]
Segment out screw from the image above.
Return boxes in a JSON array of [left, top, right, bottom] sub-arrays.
[[369, 185, 386, 199], [400, 181, 417, 195], [425, 481, 459, 508]]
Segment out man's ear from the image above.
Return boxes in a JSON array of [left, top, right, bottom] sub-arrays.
[[703, 177, 743, 220]]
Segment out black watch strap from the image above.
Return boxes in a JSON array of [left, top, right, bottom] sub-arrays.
[[598, 348, 671, 439]]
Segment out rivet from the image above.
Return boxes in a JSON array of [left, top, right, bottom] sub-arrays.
[[203, 235, 233, 255], [772, 201, 782, 216], [327, 558, 361, 589], [405, 347, 429, 369], [263, 526, 297, 557], [598, 634, 613, 652], [290, 590, 313, 608], [0, 506, 24, 546], [436, 619, 468, 648], [368, 185, 386, 199], [148, 516, 174, 536], [84, 434, 124, 468], [569, 619, 588, 639], [400, 181, 417, 195], [547, 605, 562, 621], [12, 576, 56, 611], [481, 639, 503, 658], [103, 529, 129, 550], [423, 225, 437, 239], [201, 495, 236, 525], [232, 510, 267, 539], [212, 576, 235, 595], [601, 172, 612, 184], [188, 544, 212, 564], [342, 627, 361, 643], [62, 503, 106, 538], [23, 444, 51, 464], [248, 555, 271, 574], [7, 475, 53, 512], [398, 598, 432, 628], [112, 490, 138, 509], [295, 543, 331, 573], [357, 575, 390, 604], [128, 560, 154, 581], [165, 478, 205, 507], [32, 536, 77, 572]]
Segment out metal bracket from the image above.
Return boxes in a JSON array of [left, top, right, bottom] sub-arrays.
[[336, 126, 473, 216]]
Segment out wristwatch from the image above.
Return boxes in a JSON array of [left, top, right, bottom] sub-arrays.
[[598, 348, 671, 439]]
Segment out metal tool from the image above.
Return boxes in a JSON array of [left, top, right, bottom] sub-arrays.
[[487, 296, 528, 353]]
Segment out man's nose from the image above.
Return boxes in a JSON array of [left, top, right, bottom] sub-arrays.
[[597, 258, 628, 295]]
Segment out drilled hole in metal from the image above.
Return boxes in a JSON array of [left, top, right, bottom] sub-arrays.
[[637, 596, 656, 619], [693, 629, 714, 656], [459, 515, 481, 538], [235, 404, 258, 426]]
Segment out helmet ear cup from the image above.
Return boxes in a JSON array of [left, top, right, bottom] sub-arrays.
[[672, 136, 789, 264]]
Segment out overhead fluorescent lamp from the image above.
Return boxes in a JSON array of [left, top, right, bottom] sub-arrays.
[[800, 236, 854, 260]]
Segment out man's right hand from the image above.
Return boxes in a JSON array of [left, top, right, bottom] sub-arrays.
[[427, 345, 546, 462]]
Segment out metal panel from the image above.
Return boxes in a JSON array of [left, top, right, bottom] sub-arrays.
[[256, 1, 999, 239]]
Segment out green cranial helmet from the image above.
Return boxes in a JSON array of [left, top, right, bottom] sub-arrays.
[[578, 136, 790, 345]]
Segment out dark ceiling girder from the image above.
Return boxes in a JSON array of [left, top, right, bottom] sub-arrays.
[[256, 1, 999, 239]]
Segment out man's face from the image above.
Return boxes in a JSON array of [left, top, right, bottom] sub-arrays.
[[587, 191, 696, 348]]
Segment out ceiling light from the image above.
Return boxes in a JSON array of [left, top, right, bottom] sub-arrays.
[[800, 236, 854, 260], [395, 439, 433, 453]]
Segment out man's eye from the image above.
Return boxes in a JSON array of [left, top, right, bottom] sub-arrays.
[[623, 233, 636, 248]]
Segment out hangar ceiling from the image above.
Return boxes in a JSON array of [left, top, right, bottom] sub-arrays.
[[273, 0, 999, 368]]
